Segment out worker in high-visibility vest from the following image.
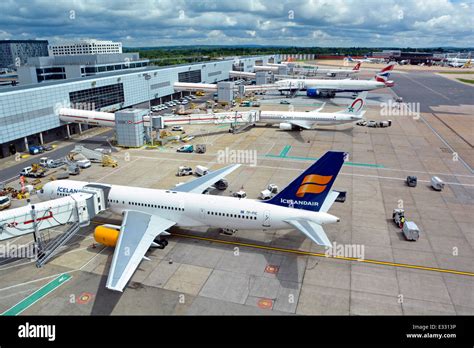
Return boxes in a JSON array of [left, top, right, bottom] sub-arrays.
[[400, 216, 405, 229]]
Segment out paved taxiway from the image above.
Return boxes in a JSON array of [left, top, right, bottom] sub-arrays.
[[0, 76, 473, 315]]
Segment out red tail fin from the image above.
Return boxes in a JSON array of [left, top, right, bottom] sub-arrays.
[[380, 62, 396, 73], [353, 62, 361, 71]]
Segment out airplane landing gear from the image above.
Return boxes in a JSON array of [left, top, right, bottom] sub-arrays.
[[153, 238, 168, 249]]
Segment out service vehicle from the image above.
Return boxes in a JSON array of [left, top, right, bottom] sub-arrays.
[[232, 190, 247, 199], [214, 179, 228, 190], [20, 166, 46, 178], [76, 159, 91, 169], [177, 166, 193, 176], [402, 221, 420, 241], [431, 176, 445, 191], [406, 176, 417, 187], [195, 165, 209, 176], [195, 144, 206, 154], [177, 145, 194, 153], [28, 145, 44, 155], [0, 195, 11, 210]]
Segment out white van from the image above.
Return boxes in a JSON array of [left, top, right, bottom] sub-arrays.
[[195, 165, 209, 176]]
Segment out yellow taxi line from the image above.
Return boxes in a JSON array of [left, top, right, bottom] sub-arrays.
[[171, 232, 474, 277]]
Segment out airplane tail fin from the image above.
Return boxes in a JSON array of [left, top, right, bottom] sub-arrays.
[[264, 151, 345, 212], [353, 62, 361, 71], [463, 59, 472, 68], [374, 62, 396, 86], [338, 91, 367, 117]]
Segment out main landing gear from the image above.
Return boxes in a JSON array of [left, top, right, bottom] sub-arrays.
[[153, 238, 169, 249]]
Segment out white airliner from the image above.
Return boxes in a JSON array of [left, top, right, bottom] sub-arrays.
[[293, 62, 362, 77], [276, 63, 396, 98], [37, 151, 346, 292], [347, 56, 384, 64], [447, 58, 472, 68], [260, 92, 368, 130]]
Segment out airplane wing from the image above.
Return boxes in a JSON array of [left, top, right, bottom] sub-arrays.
[[106, 210, 175, 292], [172, 164, 241, 194], [285, 219, 332, 247]]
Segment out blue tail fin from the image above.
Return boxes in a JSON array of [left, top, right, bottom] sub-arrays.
[[264, 151, 345, 211]]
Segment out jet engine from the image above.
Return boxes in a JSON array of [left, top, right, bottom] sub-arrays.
[[326, 72, 336, 77], [94, 225, 120, 247], [306, 88, 319, 97], [279, 123, 295, 131]]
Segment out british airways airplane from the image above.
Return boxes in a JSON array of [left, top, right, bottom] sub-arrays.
[[37, 151, 346, 292], [276, 62, 396, 98]]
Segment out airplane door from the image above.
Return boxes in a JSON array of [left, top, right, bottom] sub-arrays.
[[262, 211, 271, 228], [200, 208, 205, 220]]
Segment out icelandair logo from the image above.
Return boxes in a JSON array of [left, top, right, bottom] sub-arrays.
[[57, 187, 79, 194], [281, 198, 318, 207], [296, 174, 333, 197]]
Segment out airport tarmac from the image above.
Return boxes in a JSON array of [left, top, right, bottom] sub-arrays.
[[0, 79, 473, 316]]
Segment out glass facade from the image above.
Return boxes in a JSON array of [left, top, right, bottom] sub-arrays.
[[69, 83, 125, 110], [178, 69, 202, 83], [0, 56, 274, 153], [0, 40, 49, 68]]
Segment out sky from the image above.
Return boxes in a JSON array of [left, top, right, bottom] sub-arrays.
[[0, 0, 473, 48]]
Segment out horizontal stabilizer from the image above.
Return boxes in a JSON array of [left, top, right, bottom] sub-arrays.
[[285, 219, 332, 247]]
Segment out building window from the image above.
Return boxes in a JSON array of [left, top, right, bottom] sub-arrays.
[[178, 69, 201, 83], [69, 83, 125, 109]]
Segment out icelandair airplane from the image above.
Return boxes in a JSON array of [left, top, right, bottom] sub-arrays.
[[260, 92, 368, 130], [38, 151, 346, 292], [276, 62, 396, 98]]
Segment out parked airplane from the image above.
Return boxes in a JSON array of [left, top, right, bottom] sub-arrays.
[[347, 56, 384, 64], [447, 58, 472, 68], [37, 151, 346, 291], [260, 92, 368, 130], [276, 63, 396, 98], [295, 62, 362, 77]]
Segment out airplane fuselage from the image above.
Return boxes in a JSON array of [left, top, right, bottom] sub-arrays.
[[260, 111, 360, 126], [39, 180, 339, 231], [276, 79, 385, 92]]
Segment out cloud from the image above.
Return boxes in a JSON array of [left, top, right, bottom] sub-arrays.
[[0, 0, 471, 47]]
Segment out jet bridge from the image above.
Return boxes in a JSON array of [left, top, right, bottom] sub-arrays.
[[0, 184, 110, 267], [59, 107, 261, 129]]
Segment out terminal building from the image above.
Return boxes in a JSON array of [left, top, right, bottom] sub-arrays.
[[17, 53, 149, 84], [0, 40, 49, 69], [0, 55, 275, 158], [48, 40, 122, 56]]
